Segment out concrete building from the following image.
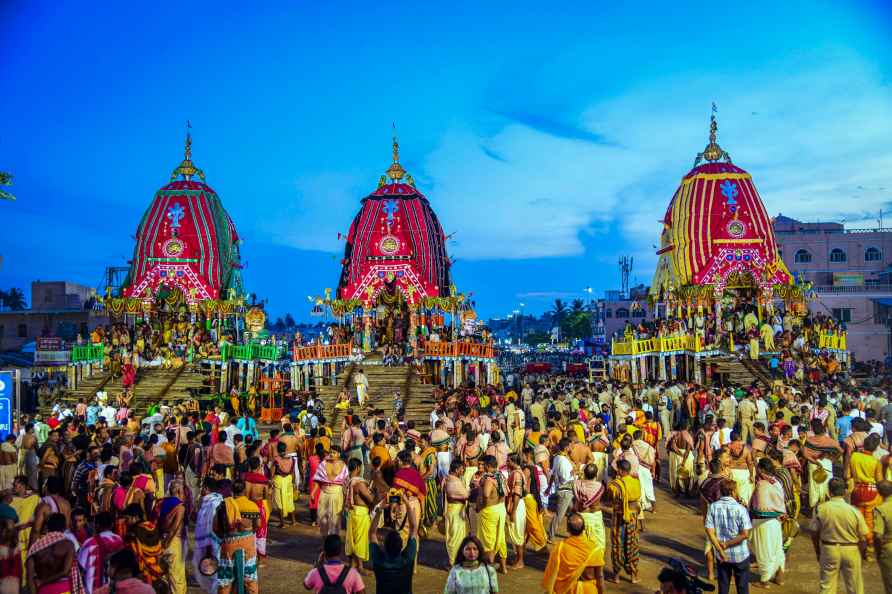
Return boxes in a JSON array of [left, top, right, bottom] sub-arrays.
[[0, 281, 107, 351], [774, 215, 892, 361], [596, 284, 655, 342]]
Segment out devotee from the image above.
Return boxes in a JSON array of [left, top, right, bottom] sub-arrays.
[[27, 513, 78, 594], [572, 462, 606, 552], [315, 447, 348, 537], [345, 458, 373, 574], [475, 455, 507, 574], [215, 479, 260, 594], [606, 458, 640, 585], [749, 458, 786, 588], [849, 433, 883, 560], [546, 438, 574, 543], [270, 442, 296, 527], [541, 513, 604, 594], [443, 459, 469, 568], [77, 511, 124, 594], [194, 478, 224, 594]]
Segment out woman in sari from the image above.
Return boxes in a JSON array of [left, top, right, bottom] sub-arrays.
[[416, 435, 441, 533], [122, 504, 166, 590]]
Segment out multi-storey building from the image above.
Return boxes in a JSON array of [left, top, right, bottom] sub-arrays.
[[0, 281, 107, 351], [774, 215, 892, 361]]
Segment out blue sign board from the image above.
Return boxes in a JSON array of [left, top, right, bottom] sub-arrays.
[[0, 372, 12, 440]]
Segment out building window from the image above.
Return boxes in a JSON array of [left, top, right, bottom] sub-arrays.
[[794, 249, 812, 263], [829, 248, 847, 263], [615, 308, 629, 319], [631, 308, 647, 318], [832, 308, 852, 323], [865, 247, 883, 262], [605, 309, 612, 318], [17, 324, 27, 338]]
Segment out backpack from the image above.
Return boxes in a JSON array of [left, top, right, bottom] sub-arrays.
[[318, 565, 351, 594]]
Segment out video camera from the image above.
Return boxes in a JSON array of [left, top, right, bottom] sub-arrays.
[[657, 559, 714, 594]]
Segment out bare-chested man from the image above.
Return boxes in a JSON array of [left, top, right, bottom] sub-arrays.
[[345, 457, 373, 574], [475, 455, 507, 573], [31, 476, 71, 547], [726, 430, 755, 505], [27, 513, 75, 594]]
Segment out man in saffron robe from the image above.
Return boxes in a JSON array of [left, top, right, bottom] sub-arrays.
[[606, 459, 641, 584], [542, 513, 605, 594]]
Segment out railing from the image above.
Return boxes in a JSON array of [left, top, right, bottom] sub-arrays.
[[817, 333, 847, 351], [71, 344, 104, 363], [221, 343, 287, 362], [292, 343, 352, 362], [422, 342, 495, 359], [611, 335, 702, 356], [811, 284, 892, 294]]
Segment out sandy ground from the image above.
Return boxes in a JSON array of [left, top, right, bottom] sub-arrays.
[[187, 479, 885, 594]]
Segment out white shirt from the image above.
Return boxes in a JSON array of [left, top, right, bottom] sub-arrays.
[[550, 454, 574, 495], [755, 399, 769, 421], [710, 427, 733, 451]]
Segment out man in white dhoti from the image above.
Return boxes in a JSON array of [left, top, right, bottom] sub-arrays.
[[750, 458, 786, 587], [632, 431, 657, 513], [353, 368, 369, 408], [193, 479, 224, 594]]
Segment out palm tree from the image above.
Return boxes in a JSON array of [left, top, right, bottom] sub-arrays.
[[550, 299, 568, 323], [570, 298, 585, 313], [2, 288, 26, 310], [0, 172, 13, 201]]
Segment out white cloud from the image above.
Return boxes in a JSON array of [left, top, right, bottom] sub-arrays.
[[262, 52, 892, 265]]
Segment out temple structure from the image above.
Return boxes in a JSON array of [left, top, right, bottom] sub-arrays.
[[120, 131, 243, 305], [291, 134, 496, 403], [609, 111, 846, 385]]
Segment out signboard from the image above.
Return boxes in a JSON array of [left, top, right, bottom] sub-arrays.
[[833, 273, 864, 287], [0, 371, 13, 440], [36, 337, 63, 351]]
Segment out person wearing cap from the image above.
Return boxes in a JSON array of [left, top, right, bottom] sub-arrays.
[[809, 477, 869, 594]]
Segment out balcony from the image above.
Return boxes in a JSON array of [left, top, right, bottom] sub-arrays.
[[292, 343, 352, 362], [423, 341, 495, 359]]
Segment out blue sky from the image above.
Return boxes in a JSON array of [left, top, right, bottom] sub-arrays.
[[2, 1, 892, 320]]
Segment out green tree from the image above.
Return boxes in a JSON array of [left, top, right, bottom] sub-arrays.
[[560, 310, 592, 340], [284, 313, 296, 328], [524, 330, 551, 345], [570, 298, 585, 313], [0, 288, 26, 310], [0, 172, 13, 201]]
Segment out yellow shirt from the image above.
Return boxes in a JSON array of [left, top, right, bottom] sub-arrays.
[[850, 451, 881, 485]]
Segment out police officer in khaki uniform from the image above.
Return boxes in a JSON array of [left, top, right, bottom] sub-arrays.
[[873, 480, 892, 593], [737, 394, 756, 445], [810, 478, 869, 594]]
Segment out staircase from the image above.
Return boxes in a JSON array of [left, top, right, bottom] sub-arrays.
[[68, 371, 113, 402], [709, 354, 772, 388], [129, 365, 210, 414], [314, 358, 437, 429]]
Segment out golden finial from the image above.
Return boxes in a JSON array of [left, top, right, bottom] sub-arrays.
[[693, 103, 731, 167], [171, 121, 206, 182], [384, 122, 407, 182]]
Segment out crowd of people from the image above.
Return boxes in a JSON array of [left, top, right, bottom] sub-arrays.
[[4, 355, 892, 594]]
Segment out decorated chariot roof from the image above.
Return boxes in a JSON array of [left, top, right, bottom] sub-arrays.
[[337, 134, 451, 305], [122, 130, 243, 303], [651, 110, 792, 296]]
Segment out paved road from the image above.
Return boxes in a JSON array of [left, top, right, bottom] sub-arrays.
[[188, 480, 885, 593]]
